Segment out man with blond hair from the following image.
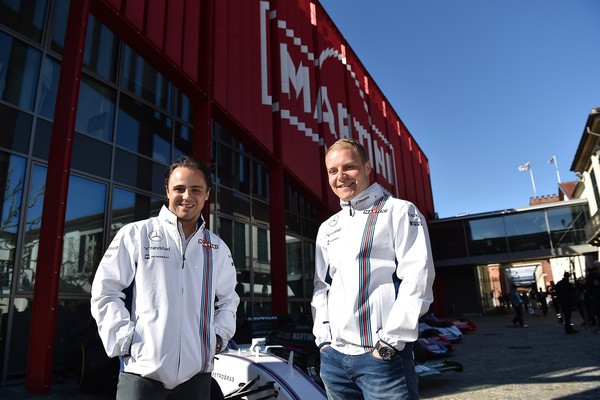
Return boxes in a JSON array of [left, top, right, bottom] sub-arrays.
[[312, 138, 435, 399]]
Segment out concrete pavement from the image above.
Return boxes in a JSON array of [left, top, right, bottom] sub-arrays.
[[1, 309, 599, 399], [420, 310, 600, 400]]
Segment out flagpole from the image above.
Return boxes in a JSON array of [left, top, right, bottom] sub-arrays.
[[529, 167, 537, 197], [549, 155, 562, 183], [519, 161, 537, 197]]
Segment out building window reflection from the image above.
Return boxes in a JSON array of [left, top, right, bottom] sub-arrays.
[[0, 31, 42, 111], [60, 175, 106, 294], [0, 152, 26, 294]]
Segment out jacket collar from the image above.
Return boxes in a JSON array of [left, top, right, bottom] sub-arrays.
[[159, 205, 206, 232], [339, 183, 384, 215]]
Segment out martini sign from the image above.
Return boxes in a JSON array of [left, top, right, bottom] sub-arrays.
[[259, 0, 398, 193]]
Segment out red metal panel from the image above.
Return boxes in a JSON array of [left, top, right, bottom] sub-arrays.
[[399, 123, 417, 204], [124, 0, 145, 31], [269, 164, 287, 315], [386, 114, 407, 199], [145, 0, 166, 49], [26, 0, 90, 394], [412, 143, 426, 213], [314, 5, 349, 148], [105, 0, 122, 11], [274, 0, 321, 196], [366, 85, 394, 194], [344, 50, 372, 160], [421, 156, 435, 220], [165, 0, 184, 67], [314, 5, 351, 211], [213, 0, 273, 151], [182, 0, 201, 80]]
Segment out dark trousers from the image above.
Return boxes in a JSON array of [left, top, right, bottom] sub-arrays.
[[560, 302, 575, 332], [512, 305, 524, 327], [116, 371, 211, 400]]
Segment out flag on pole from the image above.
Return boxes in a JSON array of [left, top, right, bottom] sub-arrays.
[[548, 155, 556, 164], [518, 161, 530, 171]]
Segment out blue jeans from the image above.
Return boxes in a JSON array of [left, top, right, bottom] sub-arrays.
[[319, 344, 419, 400]]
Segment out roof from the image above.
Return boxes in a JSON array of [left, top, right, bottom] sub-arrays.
[[571, 107, 600, 172], [558, 181, 577, 200]]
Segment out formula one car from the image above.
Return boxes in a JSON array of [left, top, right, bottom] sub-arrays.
[[419, 321, 463, 343], [413, 330, 455, 363], [422, 313, 477, 333], [212, 338, 327, 400]]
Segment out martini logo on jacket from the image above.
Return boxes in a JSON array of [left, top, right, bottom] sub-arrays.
[[199, 239, 219, 249]]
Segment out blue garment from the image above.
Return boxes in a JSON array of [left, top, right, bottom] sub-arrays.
[[509, 289, 523, 308], [319, 344, 419, 400]]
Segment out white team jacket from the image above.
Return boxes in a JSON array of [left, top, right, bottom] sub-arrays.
[[91, 206, 239, 389], [311, 183, 435, 354]]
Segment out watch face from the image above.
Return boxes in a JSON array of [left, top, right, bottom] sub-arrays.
[[378, 346, 394, 361]]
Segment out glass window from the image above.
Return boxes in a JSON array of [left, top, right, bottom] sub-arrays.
[[116, 95, 172, 164], [214, 144, 251, 193], [591, 171, 600, 210], [0, 153, 26, 293], [286, 235, 302, 299], [0, 103, 32, 154], [60, 175, 106, 294], [3, 297, 31, 379], [50, 0, 69, 53], [173, 123, 192, 161], [214, 186, 250, 221], [467, 217, 507, 256], [83, 14, 118, 82], [548, 205, 590, 247], [0, 0, 48, 43], [37, 56, 61, 120], [504, 211, 550, 252], [113, 149, 166, 196], [218, 217, 249, 287], [19, 164, 46, 292], [32, 118, 51, 160], [111, 187, 164, 239], [253, 200, 269, 226], [252, 160, 269, 200], [121, 45, 173, 112], [303, 241, 315, 298], [429, 220, 468, 259], [53, 299, 99, 373], [75, 75, 116, 141], [71, 133, 112, 178], [0, 31, 41, 111], [176, 91, 193, 123]]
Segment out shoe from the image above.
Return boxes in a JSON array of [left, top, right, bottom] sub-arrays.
[[519, 325, 528, 328]]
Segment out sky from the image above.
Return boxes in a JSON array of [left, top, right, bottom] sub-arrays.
[[319, 0, 600, 218]]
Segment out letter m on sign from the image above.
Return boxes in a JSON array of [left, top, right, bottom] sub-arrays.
[[280, 43, 311, 113]]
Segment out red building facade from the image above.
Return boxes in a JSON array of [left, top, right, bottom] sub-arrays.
[[0, 0, 437, 393]]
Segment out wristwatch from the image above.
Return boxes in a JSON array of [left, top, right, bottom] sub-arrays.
[[375, 341, 396, 361]]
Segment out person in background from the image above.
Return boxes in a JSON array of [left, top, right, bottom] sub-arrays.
[[91, 156, 240, 400], [509, 284, 526, 328], [555, 272, 578, 334], [548, 281, 562, 324], [311, 138, 435, 400], [537, 287, 549, 317], [586, 261, 600, 333]]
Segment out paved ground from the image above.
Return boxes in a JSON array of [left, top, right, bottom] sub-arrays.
[[419, 311, 600, 400], [1, 310, 599, 399]]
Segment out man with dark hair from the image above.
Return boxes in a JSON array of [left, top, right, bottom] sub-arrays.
[[555, 272, 578, 334], [312, 138, 435, 400], [91, 156, 239, 399]]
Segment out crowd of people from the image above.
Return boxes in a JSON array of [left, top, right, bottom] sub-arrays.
[[503, 261, 600, 335]]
